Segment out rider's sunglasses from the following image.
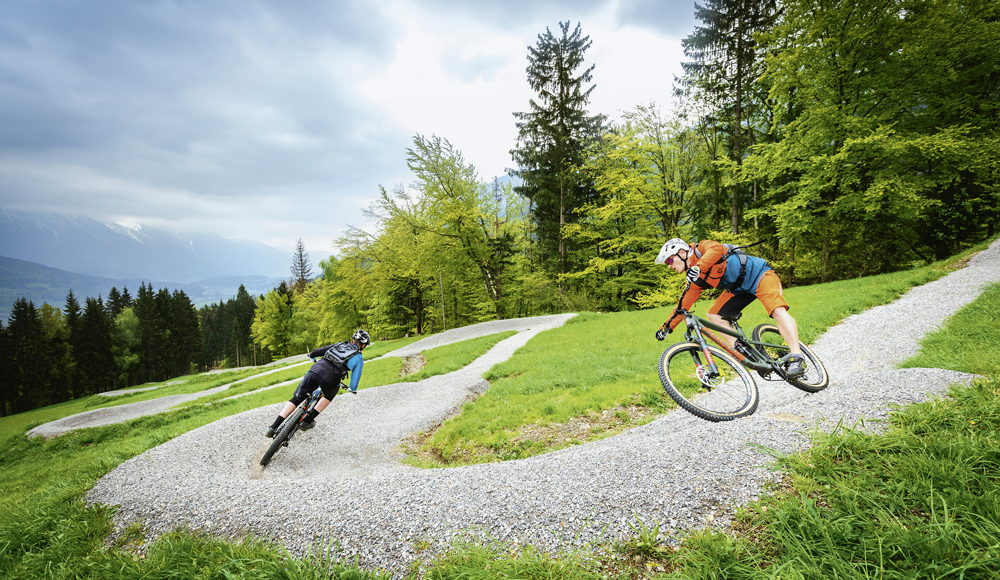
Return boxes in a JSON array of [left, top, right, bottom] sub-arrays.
[[666, 256, 677, 265]]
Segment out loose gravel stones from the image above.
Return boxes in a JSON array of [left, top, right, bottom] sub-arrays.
[[86, 242, 1000, 574]]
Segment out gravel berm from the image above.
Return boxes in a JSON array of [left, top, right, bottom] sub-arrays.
[[87, 240, 1000, 573]]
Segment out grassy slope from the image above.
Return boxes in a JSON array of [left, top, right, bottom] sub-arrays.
[[648, 281, 1000, 579], [0, 240, 994, 579], [0, 330, 519, 580], [418, 256, 961, 465], [425, 267, 1000, 579]]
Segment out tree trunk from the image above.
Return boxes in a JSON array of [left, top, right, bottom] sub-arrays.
[[559, 175, 566, 292], [438, 268, 447, 331]]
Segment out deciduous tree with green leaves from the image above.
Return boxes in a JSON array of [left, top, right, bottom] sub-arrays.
[[407, 135, 526, 320], [251, 289, 294, 359], [746, 0, 1000, 281], [568, 104, 706, 309]]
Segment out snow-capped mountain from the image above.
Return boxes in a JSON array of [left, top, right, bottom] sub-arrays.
[[0, 209, 292, 283]]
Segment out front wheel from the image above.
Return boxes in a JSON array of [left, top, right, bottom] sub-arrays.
[[751, 324, 829, 393], [260, 407, 304, 467], [658, 342, 759, 422]]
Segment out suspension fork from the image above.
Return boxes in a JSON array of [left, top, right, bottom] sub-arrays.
[[689, 322, 721, 375]]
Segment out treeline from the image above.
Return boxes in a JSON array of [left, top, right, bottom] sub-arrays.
[[248, 0, 999, 349], [0, 284, 202, 416], [198, 284, 266, 369]]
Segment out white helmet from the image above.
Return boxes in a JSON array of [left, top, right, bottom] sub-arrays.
[[655, 238, 689, 265]]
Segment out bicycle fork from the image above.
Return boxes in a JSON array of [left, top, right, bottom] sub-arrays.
[[689, 326, 723, 383]]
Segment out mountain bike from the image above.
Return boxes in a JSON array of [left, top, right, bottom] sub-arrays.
[[259, 381, 347, 467], [657, 283, 828, 422]]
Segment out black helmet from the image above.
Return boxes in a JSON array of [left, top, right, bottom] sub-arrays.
[[352, 329, 371, 347]]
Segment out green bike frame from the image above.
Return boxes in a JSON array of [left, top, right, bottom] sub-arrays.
[[680, 310, 787, 376]]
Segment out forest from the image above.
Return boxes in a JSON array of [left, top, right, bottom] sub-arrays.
[[1, 0, 997, 413], [253, 0, 999, 354]]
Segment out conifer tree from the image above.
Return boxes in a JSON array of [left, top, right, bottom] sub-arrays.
[[0, 318, 7, 416], [6, 298, 44, 412], [171, 290, 201, 377], [679, 0, 778, 235], [510, 21, 604, 277], [231, 284, 256, 366], [106, 286, 131, 318], [78, 297, 115, 395], [63, 289, 82, 398], [291, 238, 313, 294]]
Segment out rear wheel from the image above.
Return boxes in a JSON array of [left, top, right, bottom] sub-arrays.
[[260, 407, 304, 467], [658, 342, 758, 422], [751, 324, 829, 393]]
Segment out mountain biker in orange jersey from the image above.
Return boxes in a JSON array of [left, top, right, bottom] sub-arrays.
[[654, 238, 806, 378], [265, 329, 370, 437]]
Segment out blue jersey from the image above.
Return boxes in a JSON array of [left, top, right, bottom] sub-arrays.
[[344, 352, 363, 391], [719, 253, 771, 294]]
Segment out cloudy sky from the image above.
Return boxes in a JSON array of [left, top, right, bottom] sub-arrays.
[[0, 0, 697, 254]]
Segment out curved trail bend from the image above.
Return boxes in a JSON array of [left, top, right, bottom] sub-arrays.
[[87, 241, 1000, 572]]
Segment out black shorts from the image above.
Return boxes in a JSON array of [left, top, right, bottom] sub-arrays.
[[708, 291, 758, 319], [291, 369, 342, 403]]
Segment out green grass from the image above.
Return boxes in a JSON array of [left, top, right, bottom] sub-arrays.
[[0, 377, 409, 580], [663, 386, 1000, 578], [0, 240, 995, 580], [346, 331, 518, 390], [900, 282, 1000, 376], [425, 241, 1000, 579], [0, 329, 517, 580], [417, 247, 983, 466], [0, 366, 276, 439]]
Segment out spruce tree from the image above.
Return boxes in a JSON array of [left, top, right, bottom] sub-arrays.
[[679, 0, 778, 234], [78, 297, 115, 395], [63, 289, 82, 398], [0, 318, 7, 416], [171, 290, 201, 377], [290, 238, 313, 294], [510, 21, 604, 277], [134, 283, 161, 382], [6, 298, 44, 413], [231, 285, 256, 367]]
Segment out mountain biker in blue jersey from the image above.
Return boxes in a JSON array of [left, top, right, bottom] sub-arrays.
[[265, 329, 371, 437], [654, 238, 806, 378]]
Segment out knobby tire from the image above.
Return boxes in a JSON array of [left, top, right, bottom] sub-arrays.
[[659, 341, 758, 422], [260, 407, 305, 467], [751, 324, 829, 393]]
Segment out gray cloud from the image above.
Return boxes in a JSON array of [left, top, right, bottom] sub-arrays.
[[420, 0, 697, 37], [0, 0, 695, 252], [0, 1, 405, 203], [615, 0, 698, 37]]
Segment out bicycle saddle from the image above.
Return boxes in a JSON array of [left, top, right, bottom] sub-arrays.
[[721, 313, 742, 322]]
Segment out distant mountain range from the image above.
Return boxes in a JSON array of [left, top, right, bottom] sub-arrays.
[[0, 254, 288, 321], [1, 209, 293, 282], [0, 209, 329, 321]]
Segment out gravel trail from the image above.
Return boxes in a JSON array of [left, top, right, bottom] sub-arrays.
[[28, 359, 312, 439], [87, 242, 1000, 572]]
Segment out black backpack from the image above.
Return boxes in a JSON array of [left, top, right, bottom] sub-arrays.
[[322, 341, 360, 371]]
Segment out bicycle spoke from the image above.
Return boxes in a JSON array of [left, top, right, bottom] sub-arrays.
[[659, 342, 758, 421]]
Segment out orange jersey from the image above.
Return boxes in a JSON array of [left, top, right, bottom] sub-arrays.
[[664, 240, 785, 331], [665, 240, 726, 330]]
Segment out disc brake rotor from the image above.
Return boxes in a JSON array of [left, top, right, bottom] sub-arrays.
[[695, 365, 724, 388]]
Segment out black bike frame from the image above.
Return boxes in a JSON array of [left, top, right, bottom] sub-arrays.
[[284, 382, 345, 444]]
